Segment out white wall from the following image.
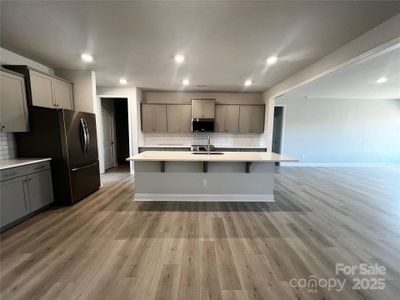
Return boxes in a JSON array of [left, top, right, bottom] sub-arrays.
[[0, 47, 54, 74], [97, 87, 140, 173], [275, 98, 400, 165], [144, 91, 263, 104], [262, 14, 400, 158]]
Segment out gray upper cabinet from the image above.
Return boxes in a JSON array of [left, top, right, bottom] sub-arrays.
[[52, 79, 74, 109], [141, 104, 167, 132], [0, 69, 29, 132], [239, 105, 265, 133], [30, 70, 74, 110], [167, 104, 191, 132], [215, 105, 239, 133], [30, 70, 54, 108], [3, 66, 74, 110], [191, 99, 215, 118]]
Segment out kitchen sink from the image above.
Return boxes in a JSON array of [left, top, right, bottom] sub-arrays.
[[192, 152, 224, 155]]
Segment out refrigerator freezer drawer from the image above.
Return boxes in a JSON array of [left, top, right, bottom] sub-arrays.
[[70, 161, 100, 204]]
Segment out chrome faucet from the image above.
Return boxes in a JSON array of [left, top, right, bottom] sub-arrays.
[[206, 136, 211, 155]]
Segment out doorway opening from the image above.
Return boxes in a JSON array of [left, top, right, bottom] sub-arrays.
[[272, 106, 285, 165], [100, 97, 130, 173]]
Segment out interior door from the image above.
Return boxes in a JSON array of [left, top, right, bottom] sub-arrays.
[[102, 110, 114, 170], [272, 107, 284, 154]]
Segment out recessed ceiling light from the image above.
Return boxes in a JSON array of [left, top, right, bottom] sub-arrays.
[[375, 77, 387, 84], [174, 54, 185, 64], [182, 78, 190, 86], [81, 53, 93, 63], [244, 79, 253, 87], [119, 78, 127, 85], [266, 55, 278, 65]]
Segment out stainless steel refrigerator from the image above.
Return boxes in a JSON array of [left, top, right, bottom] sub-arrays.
[[16, 107, 100, 205]]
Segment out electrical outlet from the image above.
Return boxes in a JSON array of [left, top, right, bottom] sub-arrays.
[[202, 179, 207, 186]]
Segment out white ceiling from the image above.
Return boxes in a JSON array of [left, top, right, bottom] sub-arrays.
[[1, 1, 400, 91], [280, 45, 400, 100]]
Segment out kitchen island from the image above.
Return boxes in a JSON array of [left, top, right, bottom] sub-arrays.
[[127, 151, 297, 202]]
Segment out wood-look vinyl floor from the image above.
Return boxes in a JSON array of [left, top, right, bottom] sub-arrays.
[[1, 166, 400, 299]]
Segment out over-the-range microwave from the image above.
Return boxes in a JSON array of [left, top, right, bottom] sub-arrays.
[[191, 118, 214, 132]]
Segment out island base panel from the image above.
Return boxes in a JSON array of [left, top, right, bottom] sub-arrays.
[[134, 161, 276, 202]]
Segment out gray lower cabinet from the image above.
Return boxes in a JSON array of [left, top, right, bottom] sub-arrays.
[[167, 105, 191, 132], [0, 177, 28, 228], [26, 170, 54, 212], [141, 104, 167, 132], [139, 147, 191, 153], [0, 162, 54, 231], [239, 105, 265, 133], [215, 105, 239, 133]]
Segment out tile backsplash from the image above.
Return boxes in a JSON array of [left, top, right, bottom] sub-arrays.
[[0, 132, 17, 160], [139, 132, 266, 148]]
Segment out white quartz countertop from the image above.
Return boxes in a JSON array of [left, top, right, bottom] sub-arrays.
[[128, 151, 297, 162], [0, 158, 52, 170], [139, 145, 267, 149]]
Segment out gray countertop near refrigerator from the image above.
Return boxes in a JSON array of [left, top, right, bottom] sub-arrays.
[[0, 158, 52, 170]]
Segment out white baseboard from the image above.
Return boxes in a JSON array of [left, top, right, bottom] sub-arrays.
[[134, 193, 275, 202], [280, 162, 400, 167]]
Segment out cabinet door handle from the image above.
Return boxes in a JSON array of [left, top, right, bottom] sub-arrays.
[[3, 172, 17, 177], [33, 165, 46, 171]]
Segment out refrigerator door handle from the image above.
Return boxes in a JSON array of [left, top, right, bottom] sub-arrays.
[[71, 161, 98, 172], [83, 118, 90, 149], [80, 118, 88, 154]]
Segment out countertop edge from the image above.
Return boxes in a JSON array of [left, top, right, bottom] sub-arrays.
[[0, 158, 52, 170], [138, 145, 268, 149], [127, 152, 298, 163]]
